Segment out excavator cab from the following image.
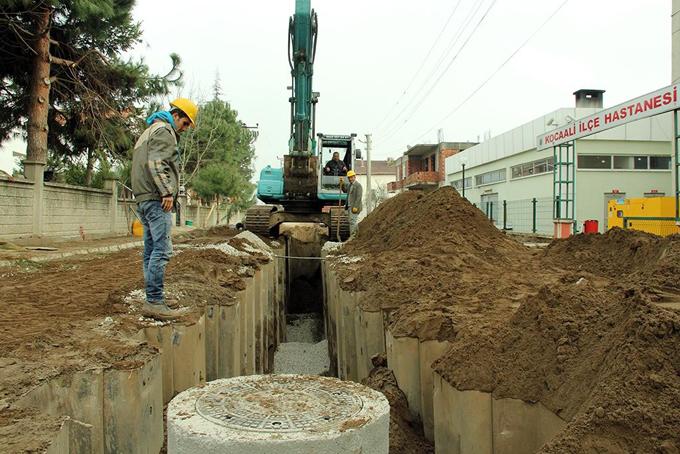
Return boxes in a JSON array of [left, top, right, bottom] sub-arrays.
[[318, 133, 360, 199]]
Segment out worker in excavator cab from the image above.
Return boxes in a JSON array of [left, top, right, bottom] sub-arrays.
[[339, 170, 362, 236], [323, 151, 348, 176]]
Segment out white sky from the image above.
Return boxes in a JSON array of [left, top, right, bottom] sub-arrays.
[[1, 0, 671, 176]]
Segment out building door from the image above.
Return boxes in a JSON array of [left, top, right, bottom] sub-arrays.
[[481, 193, 499, 225], [603, 192, 625, 232]]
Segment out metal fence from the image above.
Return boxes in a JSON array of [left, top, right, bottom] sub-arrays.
[[474, 197, 554, 236]]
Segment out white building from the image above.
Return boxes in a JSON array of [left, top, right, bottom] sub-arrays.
[[445, 90, 673, 234], [353, 159, 395, 218]]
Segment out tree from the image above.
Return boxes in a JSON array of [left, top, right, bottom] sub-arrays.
[[192, 163, 255, 224], [0, 0, 181, 184], [181, 92, 257, 222], [179, 98, 256, 187]]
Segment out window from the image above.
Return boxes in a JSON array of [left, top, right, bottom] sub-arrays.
[[578, 155, 611, 169], [511, 157, 554, 179], [650, 156, 671, 170], [578, 154, 670, 171], [451, 177, 472, 190], [613, 156, 633, 169], [634, 156, 648, 169], [475, 169, 506, 186]]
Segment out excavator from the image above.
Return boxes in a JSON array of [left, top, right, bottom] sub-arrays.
[[244, 0, 360, 241]]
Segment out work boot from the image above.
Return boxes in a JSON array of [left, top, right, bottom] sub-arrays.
[[165, 298, 181, 309], [141, 301, 187, 321]]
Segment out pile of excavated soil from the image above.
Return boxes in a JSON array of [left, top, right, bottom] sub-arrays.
[[433, 283, 680, 453], [543, 229, 680, 297], [362, 362, 434, 454], [331, 188, 680, 452], [333, 187, 557, 340]]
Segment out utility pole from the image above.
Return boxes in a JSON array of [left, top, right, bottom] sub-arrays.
[[365, 133, 373, 214]]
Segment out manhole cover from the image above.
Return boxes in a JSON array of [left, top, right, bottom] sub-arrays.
[[195, 375, 364, 432]]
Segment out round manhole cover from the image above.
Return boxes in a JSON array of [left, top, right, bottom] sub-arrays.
[[195, 375, 364, 432]]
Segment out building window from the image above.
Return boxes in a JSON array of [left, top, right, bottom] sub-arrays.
[[451, 177, 472, 190], [511, 157, 554, 179], [475, 169, 506, 186], [650, 156, 671, 170], [578, 155, 611, 169], [634, 156, 648, 169], [578, 154, 671, 170], [613, 156, 633, 169]]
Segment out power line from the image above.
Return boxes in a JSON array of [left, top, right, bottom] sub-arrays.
[[377, 0, 498, 143], [406, 0, 571, 146], [372, 0, 464, 132], [376, 0, 487, 139]]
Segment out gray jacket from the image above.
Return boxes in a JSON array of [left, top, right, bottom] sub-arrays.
[[343, 180, 363, 214], [131, 121, 180, 203]]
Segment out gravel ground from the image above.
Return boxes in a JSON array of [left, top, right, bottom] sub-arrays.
[[273, 339, 330, 375], [274, 312, 329, 375], [286, 313, 324, 343]]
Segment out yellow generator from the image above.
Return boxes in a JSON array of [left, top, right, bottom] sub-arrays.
[[607, 196, 679, 236]]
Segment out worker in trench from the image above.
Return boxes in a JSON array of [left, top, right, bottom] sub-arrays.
[[340, 170, 363, 236], [131, 98, 198, 320]]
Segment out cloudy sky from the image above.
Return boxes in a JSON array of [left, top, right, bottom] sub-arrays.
[[0, 0, 672, 175]]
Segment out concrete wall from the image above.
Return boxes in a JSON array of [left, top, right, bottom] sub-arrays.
[[16, 244, 283, 453], [42, 183, 116, 237], [322, 257, 568, 452], [0, 174, 225, 239], [0, 176, 34, 239]]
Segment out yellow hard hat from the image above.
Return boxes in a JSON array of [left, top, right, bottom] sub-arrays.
[[170, 98, 198, 126], [347, 170, 356, 177]]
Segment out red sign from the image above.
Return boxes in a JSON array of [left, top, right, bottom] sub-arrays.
[[537, 85, 679, 150]]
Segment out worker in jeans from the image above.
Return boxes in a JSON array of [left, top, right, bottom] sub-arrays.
[[340, 170, 363, 236], [131, 98, 198, 320]]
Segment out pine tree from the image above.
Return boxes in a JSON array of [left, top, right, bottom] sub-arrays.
[[0, 0, 181, 185]]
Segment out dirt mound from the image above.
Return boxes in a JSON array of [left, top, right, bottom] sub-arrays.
[[433, 283, 680, 453], [332, 187, 546, 336], [543, 229, 680, 296], [362, 365, 434, 454], [347, 186, 523, 256]]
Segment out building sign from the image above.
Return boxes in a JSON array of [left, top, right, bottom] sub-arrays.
[[536, 84, 679, 150]]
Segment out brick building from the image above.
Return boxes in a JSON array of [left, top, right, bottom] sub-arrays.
[[387, 142, 476, 193]]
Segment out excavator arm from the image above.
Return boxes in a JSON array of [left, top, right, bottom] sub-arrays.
[[288, 0, 318, 156]]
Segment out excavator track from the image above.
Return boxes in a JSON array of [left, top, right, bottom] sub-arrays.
[[244, 205, 277, 237], [329, 206, 350, 242]]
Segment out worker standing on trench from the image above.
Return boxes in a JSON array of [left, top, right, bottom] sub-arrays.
[[340, 170, 363, 236], [131, 98, 198, 320]]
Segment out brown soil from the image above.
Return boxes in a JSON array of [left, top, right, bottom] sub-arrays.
[[0, 407, 64, 453], [543, 228, 680, 298], [334, 187, 680, 453], [362, 363, 434, 454], [334, 186, 559, 341], [0, 228, 270, 452], [434, 283, 680, 453]]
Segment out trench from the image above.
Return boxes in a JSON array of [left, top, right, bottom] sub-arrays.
[[273, 233, 330, 376], [27, 231, 566, 454]]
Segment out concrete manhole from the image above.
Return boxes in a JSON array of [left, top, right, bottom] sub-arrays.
[[168, 375, 390, 454], [195, 375, 363, 432]]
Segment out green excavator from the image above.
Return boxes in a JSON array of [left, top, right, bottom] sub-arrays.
[[244, 0, 361, 241]]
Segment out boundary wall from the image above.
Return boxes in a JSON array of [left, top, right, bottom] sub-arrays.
[[0, 174, 222, 240]]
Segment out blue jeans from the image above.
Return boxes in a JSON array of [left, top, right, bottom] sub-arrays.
[[137, 200, 173, 304]]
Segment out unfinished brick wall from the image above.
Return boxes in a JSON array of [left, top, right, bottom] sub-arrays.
[[438, 148, 459, 182]]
